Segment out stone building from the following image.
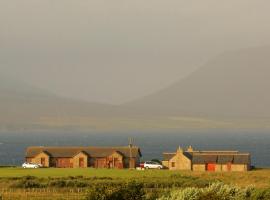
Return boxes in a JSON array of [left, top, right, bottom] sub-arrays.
[[25, 146, 141, 169], [162, 146, 251, 172]]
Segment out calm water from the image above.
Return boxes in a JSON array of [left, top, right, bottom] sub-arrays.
[[0, 131, 269, 167]]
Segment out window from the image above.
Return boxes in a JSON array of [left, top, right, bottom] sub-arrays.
[[171, 162, 175, 167]]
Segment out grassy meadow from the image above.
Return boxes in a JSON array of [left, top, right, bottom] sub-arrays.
[[0, 168, 270, 199], [0, 168, 270, 188]]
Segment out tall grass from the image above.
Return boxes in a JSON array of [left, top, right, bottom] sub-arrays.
[[157, 182, 270, 200]]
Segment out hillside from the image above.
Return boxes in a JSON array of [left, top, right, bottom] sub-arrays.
[[2, 46, 270, 131], [0, 77, 123, 131], [124, 46, 270, 118]]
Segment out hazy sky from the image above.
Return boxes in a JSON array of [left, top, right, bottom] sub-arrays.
[[1, 0, 270, 104]]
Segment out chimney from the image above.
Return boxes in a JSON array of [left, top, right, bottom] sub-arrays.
[[187, 145, 194, 152], [128, 138, 133, 148], [177, 146, 183, 154]]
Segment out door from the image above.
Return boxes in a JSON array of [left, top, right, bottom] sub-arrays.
[[79, 158, 84, 168], [41, 158, 45, 166], [95, 158, 106, 168], [206, 163, 216, 171], [56, 158, 71, 168]]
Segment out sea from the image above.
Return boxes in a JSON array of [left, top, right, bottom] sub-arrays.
[[0, 130, 269, 167]]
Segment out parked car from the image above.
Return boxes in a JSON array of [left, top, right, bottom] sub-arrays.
[[141, 161, 163, 169], [22, 162, 41, 169]]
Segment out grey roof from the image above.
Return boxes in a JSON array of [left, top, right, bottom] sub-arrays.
[[163, 152, 192, 161], [163, 153, 176, 161], [163, 150, 250, 165], [233, 155, 250, 164], [192, 155, 206, 164], [26, 146, 142, 158], [183, 152, 193, 160], [217, 155, 234, 164], [192, 155, 217, 164], [192, 153, 250, 164]]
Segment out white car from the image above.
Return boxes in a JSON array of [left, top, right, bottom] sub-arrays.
[[143, 161, 163, 169], [22, 162, 40, 169]]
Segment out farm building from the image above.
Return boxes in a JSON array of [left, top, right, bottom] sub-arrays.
[[25, 145, 142, 169], [162, 146, 251, 172]]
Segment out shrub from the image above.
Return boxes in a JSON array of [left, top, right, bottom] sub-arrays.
[[22, 176, 37, 180], [121, 181, 145, 200], [12, 179, 45, 188], [250, 188, 270, 200], [66, 180, 89, 188], [49, 180, 66, 187], [85, 185, 111, 200], [151, 159, 162, 164], [85, 181, 145, 200], [157, 182, 254, 200]]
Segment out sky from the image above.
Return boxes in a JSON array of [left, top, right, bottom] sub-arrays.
[[1, 0, 270, 104]]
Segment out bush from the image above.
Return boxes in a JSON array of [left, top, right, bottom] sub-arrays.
[[66, 180, 89, 188], [151, 159, 162, 165], [250, 188, 270, 200], [12, 179, 45, 188], [49, 180, 67, 187], [157, 182, 254, 200], [85, 181, 145, 200], [121, 181, 145, 200], [22, 176, 37, 180]]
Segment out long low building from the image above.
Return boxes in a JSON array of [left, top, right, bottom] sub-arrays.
[[162, 146, 251, 172], [25, 145, 142, 169]]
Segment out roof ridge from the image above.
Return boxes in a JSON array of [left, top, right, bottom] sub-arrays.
[[27, 146, 139, 149], [163, 152, 176, 154]]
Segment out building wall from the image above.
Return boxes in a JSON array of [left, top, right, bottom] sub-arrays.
[[168, 150, 191, 170], [122, 157, 137, 168], [27, 154, 140, 169], [88, 158, 95, 167], [95, 158, 107, 168], [162, 161, 169, 169], [129, 158, 136, 169], [231, 164, 248, 172], [192, 164, 206, 171], [108, 152, 124, 169], [32, 152, 50, 167], [220, 164, 232, 172], [50, 158, 57, 167], [56, 158, 72, 168], [215, 164, 222, 172], [73, 152, 88, 168]]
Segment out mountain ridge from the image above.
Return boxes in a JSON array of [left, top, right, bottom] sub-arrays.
[[123, 46, 270, 118], [1, 46, 270, 131]]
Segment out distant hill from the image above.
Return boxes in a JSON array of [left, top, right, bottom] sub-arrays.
[[124, 46, 270, 118], [0, 77, 168, 131], [2, 46, 270, 131], [0, 77, 123, 131]]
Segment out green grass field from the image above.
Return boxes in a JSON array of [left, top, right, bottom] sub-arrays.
[[0, 168, 270, 188], [0, 168, 270, 199], [0, 167, 177, 178]]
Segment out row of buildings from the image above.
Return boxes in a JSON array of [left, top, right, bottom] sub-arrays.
[[25, 145, 251, 172]]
